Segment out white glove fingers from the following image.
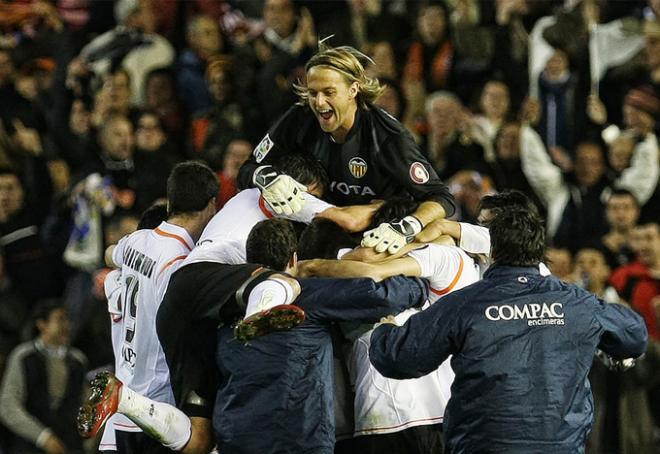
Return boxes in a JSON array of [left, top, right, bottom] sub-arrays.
[[388, 243, 401, 254], [374, 240, 389, 253]]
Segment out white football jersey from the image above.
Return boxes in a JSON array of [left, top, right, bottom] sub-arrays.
[[111, 221, 194, 403], [184, 188, 333, 266], [457, 222, 552, 277], [458, 222, 490, 255], [353, 244, 480, 436]]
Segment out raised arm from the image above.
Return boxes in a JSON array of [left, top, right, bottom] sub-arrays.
[[519, 125, 566, 206], [614, 133, 659, 205]]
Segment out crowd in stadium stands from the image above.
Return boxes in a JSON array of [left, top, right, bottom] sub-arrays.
[[0, 0, 657, 453]]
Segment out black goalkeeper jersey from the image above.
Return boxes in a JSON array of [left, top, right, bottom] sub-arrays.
[[239, 104, 455, 216]]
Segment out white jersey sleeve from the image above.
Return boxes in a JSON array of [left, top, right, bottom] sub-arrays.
[[113, 222, 194, 407], [458, 223, 490, 255], [407, 244, 480, 303], [188, 189, 334, 266], [281, 192, 333, 223]]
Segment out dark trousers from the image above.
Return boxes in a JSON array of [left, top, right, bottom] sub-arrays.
[[350, 424, 444, 454]]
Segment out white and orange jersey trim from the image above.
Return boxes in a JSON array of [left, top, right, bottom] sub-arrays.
[[109, 221, 194, 406], [185, 188, 333, 266], [353, 244, 480, 437]]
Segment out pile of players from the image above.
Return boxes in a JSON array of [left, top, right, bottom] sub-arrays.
[[77, 44, 646, 454]]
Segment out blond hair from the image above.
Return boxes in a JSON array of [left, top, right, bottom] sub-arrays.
[[294, 41, 385, 108]]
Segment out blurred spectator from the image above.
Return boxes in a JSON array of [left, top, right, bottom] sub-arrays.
[[81, 113, 134, 194], [520, 125, 646, 251], [570, 247, 659, 454], [571, 247, 617, 298], [216, 138, 252, 208], [610, 222, 660, 341], [70, 0, 175, 105], [90, 68, 140, 129], [346, 0, 412, 50], [536, 48, 580, 152], [190, 57, 248, 168], [447, 170, 493, 223], [0, 50, 50, 162], [599, 189, 641, 270], [599, 19, 660, 128], [472, 79, 511, 143], [489, 0, 534, 105], [609, 221, 660, 440], [588, 86, 659, 207], [616, 86, 660, 224], [607, 132, 636, 176], [57, 96, 94, 173], [374, 78, 407, 122], [587, 338, 660, 454], [0, 167, 61, 306], [176, 14, 225, 116], [486, 121, 541, 209], [364, 40, 399, 80], [402, 1, 455, 122], [143, 67, 187, 146], [542, 0, 600, 65], [424, 91, 489, 179], [133, 111, 176, 212], [546, 246, 573, 281], [0, 301, 87, 454], [247, 0, 317, 124]]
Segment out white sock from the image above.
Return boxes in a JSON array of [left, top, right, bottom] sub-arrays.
[[118, 386, 192, 451]]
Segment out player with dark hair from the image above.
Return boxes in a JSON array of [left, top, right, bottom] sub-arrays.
[[297, 217, 358, 261], [136, 203, 168, 230], [82, 161, 218, 454], [188, 152, 378, 266], [369, 208, 648, 453], [79, 216, 428, 454]]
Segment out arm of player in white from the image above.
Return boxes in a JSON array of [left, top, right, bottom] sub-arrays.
[[406, 244, 464, 301], [283, 193, 379, 233], [457, 223, 490, 255], [315, 202, 382, 233], [280, 192, 331, 223], [244, 276, 300, 318], [110, 235, 130, 268], [297, 255, 422, 282]]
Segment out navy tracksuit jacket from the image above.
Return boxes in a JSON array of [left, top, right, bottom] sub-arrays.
[[370, 265, 648, 454]]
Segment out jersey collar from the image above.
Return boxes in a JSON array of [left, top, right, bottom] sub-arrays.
[[153, 221, 195, 251]]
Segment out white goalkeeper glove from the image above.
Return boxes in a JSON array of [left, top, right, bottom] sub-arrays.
[[361, 215, 423, 254], [253, 165, 307, 215]]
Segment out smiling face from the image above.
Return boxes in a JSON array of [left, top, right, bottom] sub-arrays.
[[306, 66, 358, 142]]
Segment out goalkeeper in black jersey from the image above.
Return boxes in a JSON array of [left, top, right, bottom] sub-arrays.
[[239, 43, 455, 255]]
